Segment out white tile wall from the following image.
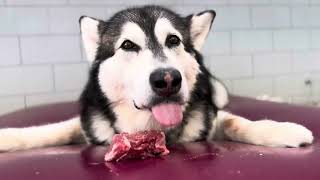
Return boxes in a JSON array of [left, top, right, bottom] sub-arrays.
[[68, 0, 164, 5], [271, 0, 309, 4], [0, 8, 49, 35], [7, 0, 68, 5], [0, 37, 20, 66], [311, 30, 320, 49], [252, 7, 291, 28], [229, 0, 269, 4], [0, 0, 319, 116], [314, 73, 320, 95], [292, 7, 320, 27], [274, 74, 312, 96], [54, 63, 89, 91], [0, 96, 25, 115], [20, 36, 81, 64], [273, 30, 309, 51], [26, 91, 81, 106], [233, 77, 273, 97], [151, 0, 184, 5], [253, 53, 292, 76], [68, 0, 117, 4], [292, 52, 320, 73], [214, 7, 251, 30], [310, 0, 320, 4], [0, 66, 53, 96], [202, 32, 231, 55], [171, 5, 208, 16], [184, 0, 228, 4], [49, 7, 107, 34], [207, 55, 253, 79], [291, 96, 315, 105], [75, 0, 184, 5], [232, 30, 273, 53]]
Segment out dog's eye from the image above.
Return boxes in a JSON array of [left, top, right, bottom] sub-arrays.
[[120, 40, 139, 51], [166, 35, 180, 47]]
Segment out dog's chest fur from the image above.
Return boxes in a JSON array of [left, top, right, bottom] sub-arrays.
[[80, 100, 216, 145]]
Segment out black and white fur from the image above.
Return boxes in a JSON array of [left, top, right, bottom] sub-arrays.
[[0, 6, 313, 151]]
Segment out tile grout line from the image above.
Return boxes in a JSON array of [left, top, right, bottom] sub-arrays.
[[23, 95, 27, 108], [51, 64, 57, 92], [17, 35, 23, 65]]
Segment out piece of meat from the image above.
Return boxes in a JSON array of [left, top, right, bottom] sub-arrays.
[[105, 130, 170, 162]]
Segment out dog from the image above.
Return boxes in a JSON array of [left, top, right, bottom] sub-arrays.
[[0, 5, 313, 152]]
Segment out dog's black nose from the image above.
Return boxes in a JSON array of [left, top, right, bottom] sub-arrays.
[[149, 68, 182, 97]]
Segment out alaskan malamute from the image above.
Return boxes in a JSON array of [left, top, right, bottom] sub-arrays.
[[0, 5, 313, 151]]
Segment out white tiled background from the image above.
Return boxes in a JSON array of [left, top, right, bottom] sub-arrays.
[[0, 0, 320, 115]]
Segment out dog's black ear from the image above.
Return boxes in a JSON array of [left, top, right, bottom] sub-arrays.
[[79, 16, 103, 63], [188, 10, 216, 51]]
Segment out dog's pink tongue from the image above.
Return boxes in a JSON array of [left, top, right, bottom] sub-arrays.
[[151, 104, 183, 127]]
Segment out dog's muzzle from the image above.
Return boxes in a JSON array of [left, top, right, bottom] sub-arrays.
[[147, 68, 183, 127]]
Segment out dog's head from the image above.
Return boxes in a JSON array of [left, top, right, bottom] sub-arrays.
[[80, 6, 215, 127]]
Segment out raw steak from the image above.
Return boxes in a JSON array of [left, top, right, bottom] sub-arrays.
[[105, 130, 169, 162]]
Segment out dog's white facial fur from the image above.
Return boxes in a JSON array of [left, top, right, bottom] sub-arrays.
[[98, 20, 197, 132], [80, 12, 214, 131]]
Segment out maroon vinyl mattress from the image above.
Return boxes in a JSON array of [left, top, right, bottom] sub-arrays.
[[0, 95, 319, 180]]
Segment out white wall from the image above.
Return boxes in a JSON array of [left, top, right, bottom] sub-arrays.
[[0, 0, 319, 115]]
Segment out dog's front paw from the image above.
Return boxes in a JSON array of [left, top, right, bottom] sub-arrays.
[[0, 129, 24, 152], [247, 120, 314, 148]]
